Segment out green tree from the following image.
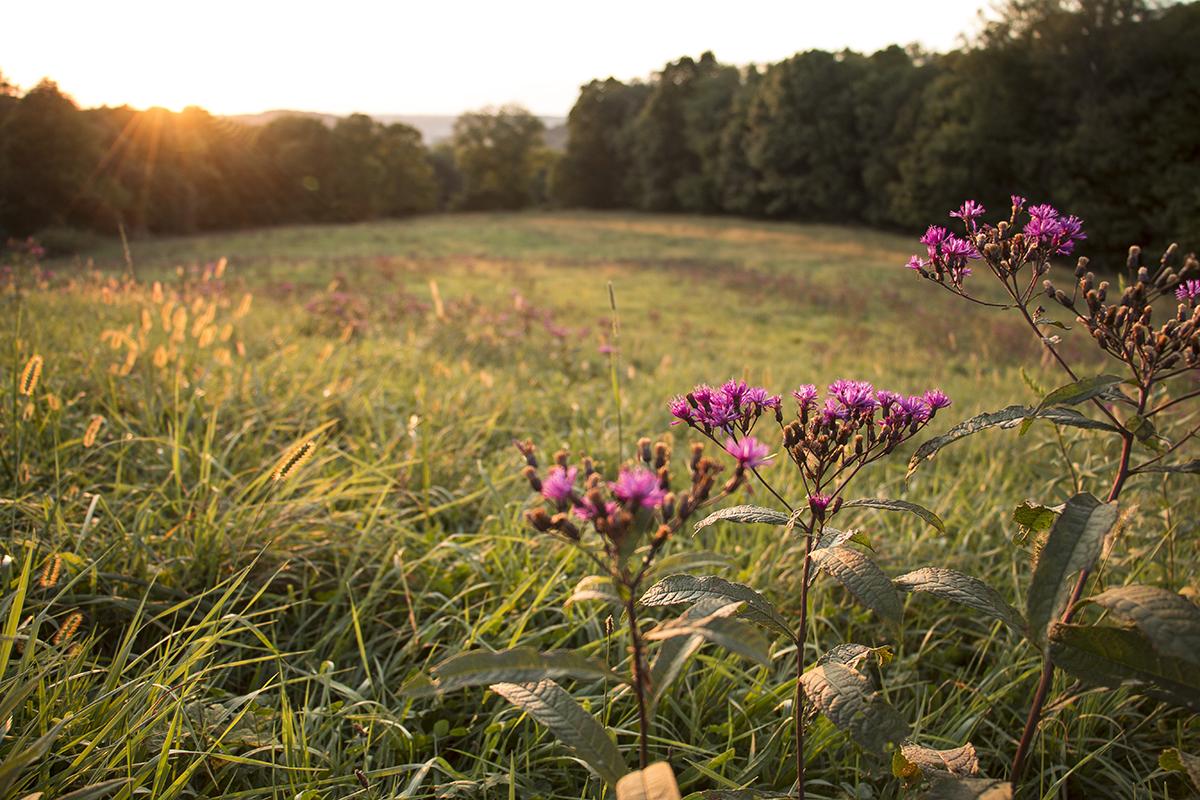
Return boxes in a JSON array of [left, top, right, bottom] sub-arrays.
[[450, 106, 546, 210]]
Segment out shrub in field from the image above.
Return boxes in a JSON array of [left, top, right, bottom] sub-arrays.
[[905, 197, 1200, 788]]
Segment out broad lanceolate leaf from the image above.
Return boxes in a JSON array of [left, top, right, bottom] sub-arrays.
[[646, 597, 728, 716], [810, 546, 902, 623], [644, 611, 772, 668], [1047, 622, 1200, 712], [421, 647, 623, 694], [817, 642, 893, 671], [799, 662, 909, 754], [894, 567, 1026, 635], [813, 526, 872, 552], [692, 504, 789, 533], [1087, 585, 1200, 664], [922, 775, 1013, 800], [1035, 374, 1125, 411], [906, 405, 1118, 478], [841, 498, 945, 533], [566, 575, 622, 607], [639, 574, 794, 642], [1025, 493, 1118, 643], [900, 742, 980, 777], [490, 680, 626, 787]]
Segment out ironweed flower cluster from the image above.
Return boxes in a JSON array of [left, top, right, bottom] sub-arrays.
[[782, 381, 949, 515], [519, 437, 737, 551], [907, 198, 1086, 300], [905, 194, 1200, 788], [1045, 244, 1200, 385], [516, 435, 746, 771], [669, 378, 782, 435], [669, 378, 949, 798]]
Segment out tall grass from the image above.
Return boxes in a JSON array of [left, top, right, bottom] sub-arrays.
[[0, 213, 1194, 798]]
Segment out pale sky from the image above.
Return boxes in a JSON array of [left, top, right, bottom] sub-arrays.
[[4, 1, 992, 116]]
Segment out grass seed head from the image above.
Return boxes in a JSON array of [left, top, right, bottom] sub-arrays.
[[19, 354, 43, 396], [273, 440, 315, 481]]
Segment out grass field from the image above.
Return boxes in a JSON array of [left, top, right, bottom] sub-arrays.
[[1, 211, 1195, 799]]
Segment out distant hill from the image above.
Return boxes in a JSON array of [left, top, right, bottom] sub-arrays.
[[226, 110, 568, 149]]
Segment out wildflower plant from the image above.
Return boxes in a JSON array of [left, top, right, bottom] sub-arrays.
[[655, 378, 960, 797], [905, 198, 1200, 785], [404, 434, 770, 789]]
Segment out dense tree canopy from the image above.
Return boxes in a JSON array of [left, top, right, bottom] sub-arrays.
[[1, 0, 1197, 261], [553, 0, 1200, 261]]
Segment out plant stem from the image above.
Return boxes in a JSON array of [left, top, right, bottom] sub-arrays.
[[793, 516, 817, 799], [1009, 389, 1140, 784], [625, 594, 651, 770]]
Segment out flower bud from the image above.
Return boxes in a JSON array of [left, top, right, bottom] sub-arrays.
[[551, 513, 580, 540], [522, 466, 541, 493], [638, 437, 652, 464], [526, 507, 553, 532]]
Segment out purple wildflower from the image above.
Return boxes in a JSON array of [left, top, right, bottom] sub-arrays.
[[724, 436, 772, 469], [669, 396, 694, 425], [1176, 280, 1200, 302], [923, 389, 952, 411], [792, 384, 818, 409], [921, 225, 949, 248], [745, 386, 782, 409], [829, 379, 878, 414], [808, 494, 832, 515], [906, 255, 926, 272], [942, 236, 977, 260], [573, 497, 619, 522], [950, 200, 986, 227], [897, 395, 932, 423], [541, 466, 578, 502], [1011, 194, 1027, 210], [610, 467, 666, 508]]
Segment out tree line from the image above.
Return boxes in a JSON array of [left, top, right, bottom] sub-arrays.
[[2, 0, 1197, 260], [553, 0, 1200, 259]]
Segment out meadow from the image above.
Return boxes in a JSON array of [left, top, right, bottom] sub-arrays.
[[0, 211, 1195, 799]]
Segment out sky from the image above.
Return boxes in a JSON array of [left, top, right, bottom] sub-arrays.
[[3, 1, 992, 117]]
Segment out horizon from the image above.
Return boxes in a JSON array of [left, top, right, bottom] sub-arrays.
[[4, 0, 991, 117]]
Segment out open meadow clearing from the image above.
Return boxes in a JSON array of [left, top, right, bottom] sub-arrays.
[[1, 211, 1196, 799]]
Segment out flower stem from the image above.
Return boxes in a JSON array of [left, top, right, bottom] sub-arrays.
[[1009, 391, 1139, 784], [625, 594, 651, 770], [793, 515, 817, 799]]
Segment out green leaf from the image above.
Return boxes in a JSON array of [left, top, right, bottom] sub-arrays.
[[811, 546, 903, 622], [894, 567, 1026, 635], [490, 680, 626, 787], [799, 662, 909, 753], [922, 775, 1013, 799], [1035, 374, 1125, 411], [1136, 459, 1200, 475], [1087, 585, 1200, 663], [907, 405, 1118, 478], [692, 504, 789, 533], [1159, 748, 1200, 791], [419, 647, 624, 694], [1011, 501, 1058, 543], [1026, 493, 1118, 643], [900, 742, 980, 777], [646, 598, 728, 716], [817, 642, 893, 671], [644, 610, 773, 667], [566, 575, 622, 607], [640, 574, 794, 642], [813, 526, 872, 552], [1047, 622, 1200, 712], [841, 498, 945, 533], [0, 719, 65, 791]]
